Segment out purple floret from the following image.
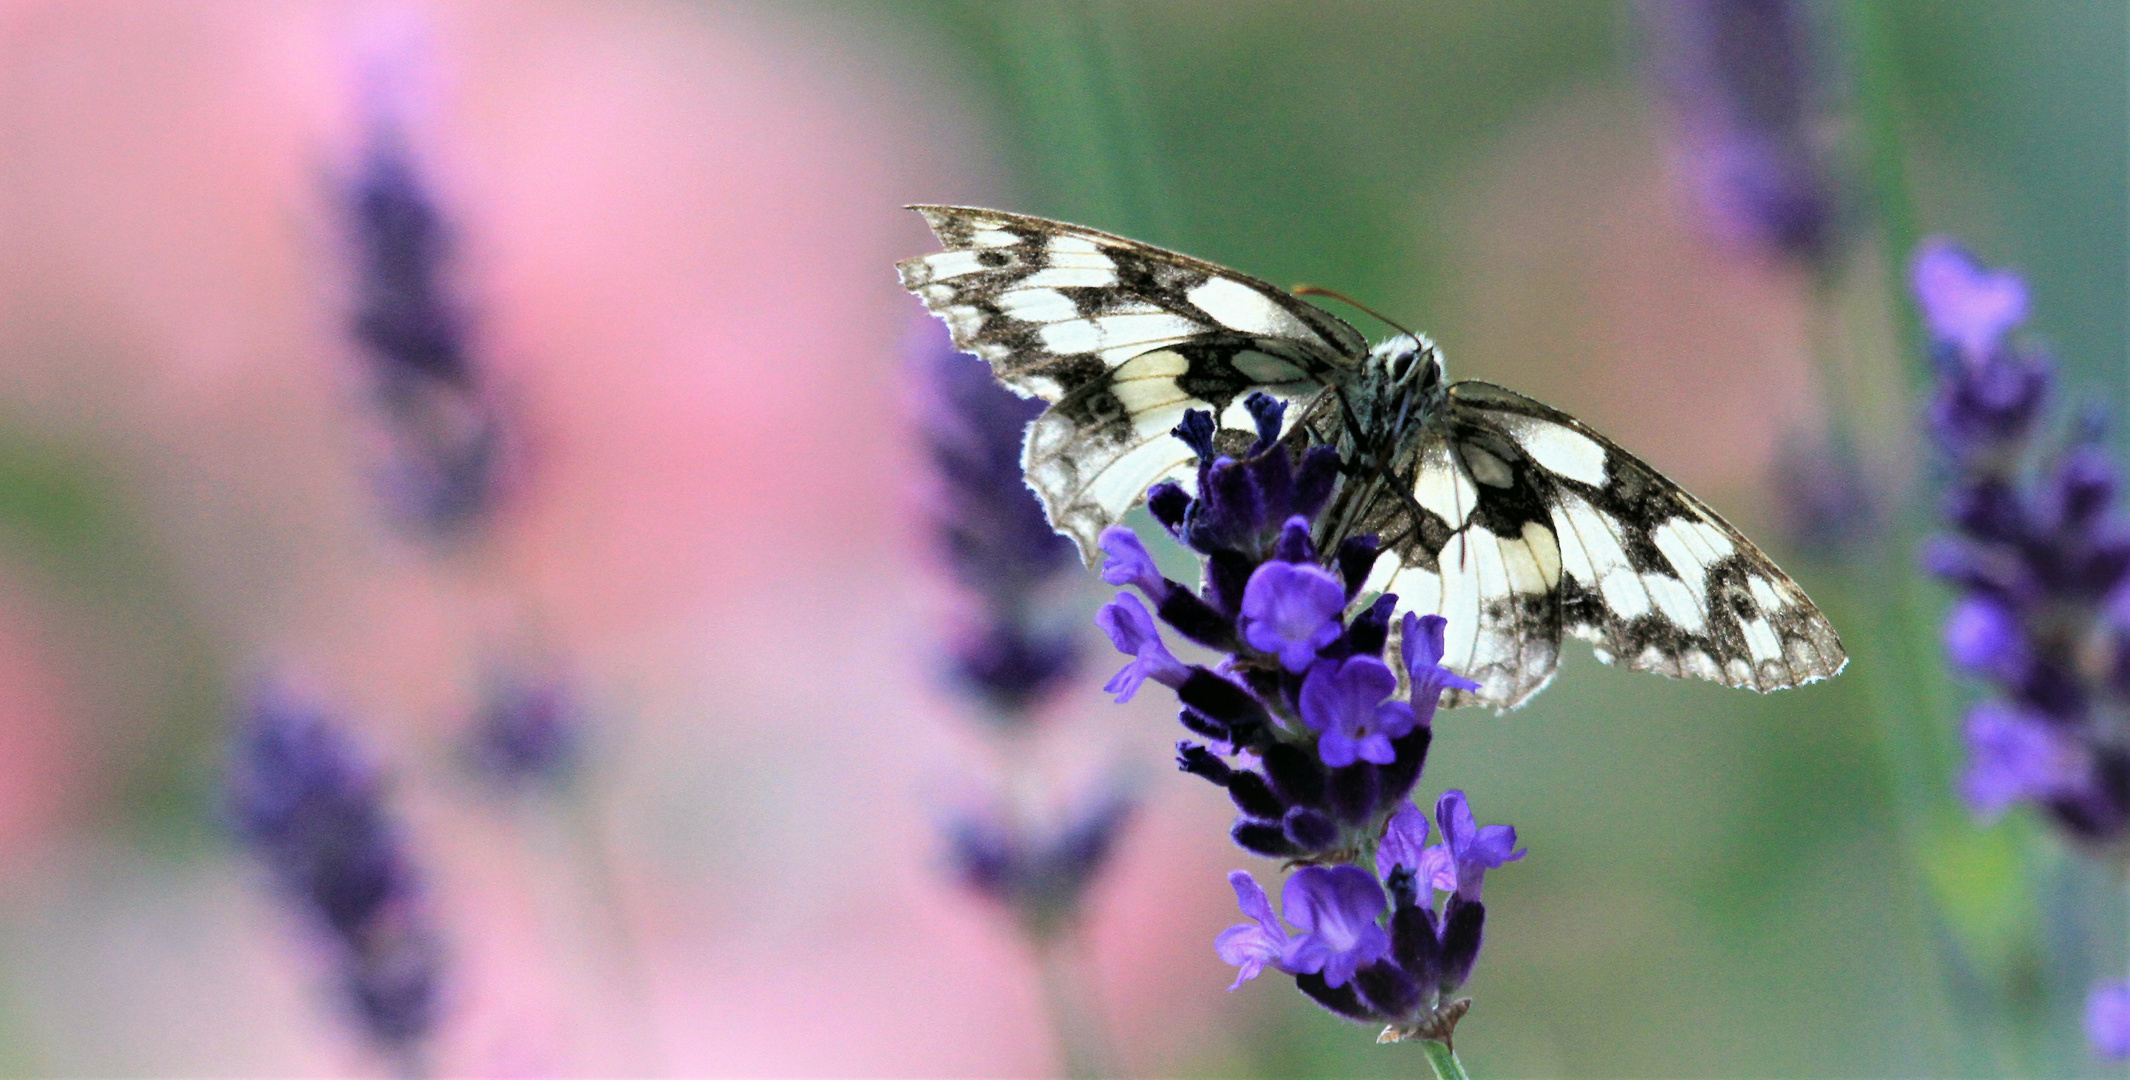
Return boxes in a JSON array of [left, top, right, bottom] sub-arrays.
[[1280, 865, 1390, 990], [1960, 703, 2089, 817], [1400, 612, 1482, 712], [1943, 597, 2024, 678], [1419, 790, 1526, 902], [1215, 870, 1295, 990], [1096, 592, 1189, 702], [1299, 656, 1415, 767], [1098, 526, 1168, 599], [1375, 801, 1430, 881], [1241, 559, 1347, 673]]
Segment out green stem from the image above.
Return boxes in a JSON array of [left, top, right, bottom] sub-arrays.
[[1034, 933, 1115, 1079], [563, 789, 665, 1075], [1417, 1039, 1471, 1080]]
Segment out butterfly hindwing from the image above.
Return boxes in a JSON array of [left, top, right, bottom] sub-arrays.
[[1368, 381, 1845, 709], [899, 205, 1369, 560], [1355, 416, 1570, 710]]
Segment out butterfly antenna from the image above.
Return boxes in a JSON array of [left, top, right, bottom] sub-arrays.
[[1292, 284, 1419, 341]]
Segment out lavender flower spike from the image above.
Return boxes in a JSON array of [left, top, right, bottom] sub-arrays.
[[1280, 865, 1391, 989], [1642, 0, 1847, 269], [1096, 592, 1188, 702], [948, 780, 1138, 940], [920, 329, 1079, 716], [1073, 402, 1517, 1046], [1419, 790, 1527, 902], [1299, 656, 1415, 767], [1215, 870, 1295, 990]]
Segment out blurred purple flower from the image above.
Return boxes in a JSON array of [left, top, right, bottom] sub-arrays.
[[945, 781, 1137, 940], [1915, 238, 2130, 1062], [1942, 597, 2024, 678], [1642, 0, 1848, 269], [349, 119, 467, 387], [467, 669, 580, 788], [2089, 981, 2130, 1058], [1917, 239, 2130, 843], [1771, 432, 1882, 557], [228, 683, 442, 1053], [1913, 238, 2028, 361], [1959, 704, 2089, 818]]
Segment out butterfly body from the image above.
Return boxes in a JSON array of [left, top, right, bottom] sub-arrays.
[[899, 205, 1846, 709]]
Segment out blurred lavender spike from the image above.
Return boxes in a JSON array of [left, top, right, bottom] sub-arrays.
[[467, 666, 582, 789], [916, 321, 1080, 718], [1913, 238, 2130, 846], [1771, 430, 1880, 557], [1914, 240, 2130, 1062], [343, 105, 507, 538], [944, 778, 1138, 940], [1641, 0, 1850, 270], [228, 683, 443, 1056]]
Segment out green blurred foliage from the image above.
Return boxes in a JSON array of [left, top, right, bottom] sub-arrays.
[[0, 430, 225, 851]]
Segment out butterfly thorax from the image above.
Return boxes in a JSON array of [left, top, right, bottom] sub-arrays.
[[1348, 333, 1448, 458], [1303, 333, 1448, 557]]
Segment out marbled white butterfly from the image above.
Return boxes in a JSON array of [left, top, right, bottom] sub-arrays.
[[897, 205, 1847, 709]]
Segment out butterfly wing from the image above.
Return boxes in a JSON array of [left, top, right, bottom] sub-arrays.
[[898, 205, 1368, 562], [1363, 381, 1847, 710]]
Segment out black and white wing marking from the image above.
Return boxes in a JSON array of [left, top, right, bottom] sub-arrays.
[[1363, 381, 1847, 710], [897, 205, 1368, 562]]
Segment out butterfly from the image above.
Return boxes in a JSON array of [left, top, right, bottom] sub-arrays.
[[897, 205, 1847, 710]]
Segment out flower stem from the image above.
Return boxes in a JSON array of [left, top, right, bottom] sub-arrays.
[[1035, 933, 1116, 1079], [1417, 1039, 1471, 1080]]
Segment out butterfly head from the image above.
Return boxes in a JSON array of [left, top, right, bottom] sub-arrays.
[[1373, 333, 1442, 394]]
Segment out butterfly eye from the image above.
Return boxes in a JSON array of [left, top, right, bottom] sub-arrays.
[[1387, 347, 1415, 383]]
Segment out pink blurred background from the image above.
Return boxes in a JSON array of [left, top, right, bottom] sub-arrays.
[[0, 2, 1872, 1075]]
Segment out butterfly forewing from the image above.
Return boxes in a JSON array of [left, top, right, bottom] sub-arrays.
[[898, 205, 1369, 561]]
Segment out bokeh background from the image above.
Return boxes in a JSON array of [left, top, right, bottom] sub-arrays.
[[0, 1, 2123, 1076]]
